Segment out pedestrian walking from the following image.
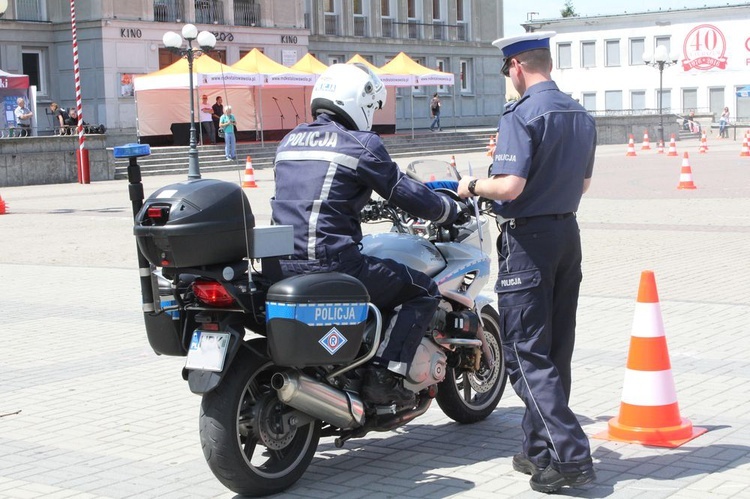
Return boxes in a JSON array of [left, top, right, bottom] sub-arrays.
[[429, 93, 441, 131]]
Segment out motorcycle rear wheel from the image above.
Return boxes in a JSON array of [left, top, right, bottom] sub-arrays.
[[436, 305, 507, 423], [199, 341, 321, 496]]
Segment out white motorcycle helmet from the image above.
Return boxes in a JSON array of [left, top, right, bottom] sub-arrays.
[[310, 63, 386, 132]]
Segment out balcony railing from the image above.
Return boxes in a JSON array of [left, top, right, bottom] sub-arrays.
[[154, 0, 185, 23], [16, 0, 45, 21], [381, 17, 393, 38], [407, 20, 421, 39], [456, 21, 468, 41], [353, 15, 368, 37], [195, 0, 224, 25], [234, 1, 260, 27], [324, 13, 339, 35], [432, 21, 446, 41]]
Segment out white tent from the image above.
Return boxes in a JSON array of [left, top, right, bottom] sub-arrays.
[[133, 55, 260, 138]]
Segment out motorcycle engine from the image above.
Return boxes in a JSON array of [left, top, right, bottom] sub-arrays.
[[403, 338, 447, 393]]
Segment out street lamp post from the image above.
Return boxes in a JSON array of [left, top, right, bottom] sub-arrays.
[[643, 45, 679, 147], [163, 24, 216, 180]]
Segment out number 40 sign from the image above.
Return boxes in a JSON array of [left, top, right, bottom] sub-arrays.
[[682, 24, 728, 71]]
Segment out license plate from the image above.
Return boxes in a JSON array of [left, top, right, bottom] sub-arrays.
[[185, 331, 230, 372]]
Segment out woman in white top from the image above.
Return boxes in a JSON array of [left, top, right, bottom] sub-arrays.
[[719, 107, 730, 138]]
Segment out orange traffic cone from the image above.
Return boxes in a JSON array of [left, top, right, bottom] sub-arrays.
[[740, 135, 750, 157], [677, 152, 697, 190], [640, 130, 651, 150], [450, 155, 456, 169], [625, 134, 637, 157], [242, 156, 258, 188], [656, 140, 664, 154], [486, 135, 495, 157], [700, 131, 708, 152], [666, 134, 678, 157], [0, 194, 6, 215], [595, 271, 707, 447]]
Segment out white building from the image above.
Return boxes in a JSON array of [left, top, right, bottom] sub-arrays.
[[520, 4, 750, 124]]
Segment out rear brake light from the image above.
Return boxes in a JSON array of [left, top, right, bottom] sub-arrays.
[[146, 205, 170, 225], [193, 280, 235, 307]]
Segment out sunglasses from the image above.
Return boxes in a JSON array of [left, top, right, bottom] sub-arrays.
[[501, 58, 512, 77]]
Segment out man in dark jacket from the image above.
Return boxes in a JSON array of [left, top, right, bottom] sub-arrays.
[[272, 63, 460, 405]]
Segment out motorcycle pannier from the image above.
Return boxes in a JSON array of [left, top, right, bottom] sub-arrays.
[[134, 179, 255, 268], [266, 273, 370, 367]]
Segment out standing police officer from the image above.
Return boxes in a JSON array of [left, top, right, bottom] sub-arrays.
[[271, 63, 459, 406], [458, 32, 596, 494]]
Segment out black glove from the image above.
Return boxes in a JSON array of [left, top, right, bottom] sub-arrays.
[[453, 199, 472, 226]]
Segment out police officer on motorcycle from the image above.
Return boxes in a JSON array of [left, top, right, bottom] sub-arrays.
[[271, 63, 460, 405]]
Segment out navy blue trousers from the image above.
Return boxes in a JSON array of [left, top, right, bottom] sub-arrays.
[[495, 216, 592, 474], [281, 248, 440, 375]]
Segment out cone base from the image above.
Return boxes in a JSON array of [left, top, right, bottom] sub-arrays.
[[677, 184, 697, 190], [242, 182, 258, 188], [594, 416, 707, 448]]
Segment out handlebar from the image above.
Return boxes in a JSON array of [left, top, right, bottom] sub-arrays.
[[360, 193, 487, 243]]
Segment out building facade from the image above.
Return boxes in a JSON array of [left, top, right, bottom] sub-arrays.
[[520, 4, 750, 124], [0, 0, 504, 138]]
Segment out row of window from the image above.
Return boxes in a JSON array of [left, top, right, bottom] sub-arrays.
[[323, 54, 474, 93], [557, 36, 674, 69], [324, 0, 467, 22], [578, 86, 750, 119], [318, 0, 469, 39]]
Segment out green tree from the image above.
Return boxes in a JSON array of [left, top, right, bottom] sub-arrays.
[[561, 0, 578, 17]]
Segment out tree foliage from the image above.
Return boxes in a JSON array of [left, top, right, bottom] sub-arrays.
[[561, 0, 578, 17]]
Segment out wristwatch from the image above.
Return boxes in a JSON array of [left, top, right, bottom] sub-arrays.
[[468, 179, 478, 196]]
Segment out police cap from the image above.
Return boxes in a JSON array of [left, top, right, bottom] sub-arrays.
[[492, 31, 556, 60]]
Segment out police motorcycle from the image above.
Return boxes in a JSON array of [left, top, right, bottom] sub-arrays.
[[124, 149, 506, 496]]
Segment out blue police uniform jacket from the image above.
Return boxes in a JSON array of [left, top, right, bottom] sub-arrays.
[[271, 114, 455, 261], [490, 81, 596, 218]]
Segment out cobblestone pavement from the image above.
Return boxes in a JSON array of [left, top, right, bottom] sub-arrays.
[[1, 137, 749, 498]]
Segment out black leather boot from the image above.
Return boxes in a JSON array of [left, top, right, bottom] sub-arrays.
[[529, 465, 596, 493], [361, 366, 415, 405]]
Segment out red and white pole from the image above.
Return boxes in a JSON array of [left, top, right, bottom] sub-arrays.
[[70, 0, 89, 184]]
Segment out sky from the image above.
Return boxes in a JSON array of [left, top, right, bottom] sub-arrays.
[[503, 1, 743, 36]]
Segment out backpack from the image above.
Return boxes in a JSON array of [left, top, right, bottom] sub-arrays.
[[431, 101, 439, 113]]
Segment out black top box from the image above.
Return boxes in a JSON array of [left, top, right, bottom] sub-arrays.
[[134, 179, 255, 268]]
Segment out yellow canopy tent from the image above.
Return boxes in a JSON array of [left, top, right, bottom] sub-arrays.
[[232, 49, 316, 142], [133, 54, 260, 141], [291, 53, 328, 75], [346, 54, 383, 74], [379, 52, 455, 138]]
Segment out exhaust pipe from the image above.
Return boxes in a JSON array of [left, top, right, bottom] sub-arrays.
[[272, 371, 365, 430]]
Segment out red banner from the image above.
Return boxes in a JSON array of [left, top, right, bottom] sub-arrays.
[[0, 73, 29, 90]]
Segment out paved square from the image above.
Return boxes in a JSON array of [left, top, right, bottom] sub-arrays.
[[1, 137, 748, 498]]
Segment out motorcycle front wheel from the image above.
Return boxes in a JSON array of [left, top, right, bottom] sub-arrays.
[[199, 340, 321, 497], [436, 305, 507, 423]]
